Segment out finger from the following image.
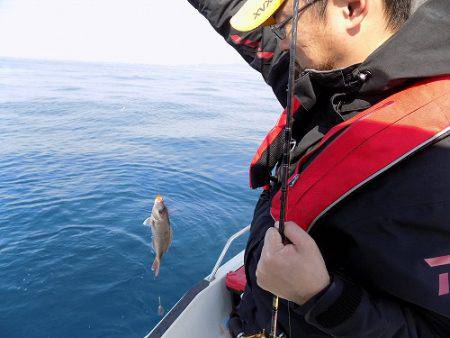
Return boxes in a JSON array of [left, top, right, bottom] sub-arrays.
[[263, 227, 284, 253], [284, 221, 312, 248]]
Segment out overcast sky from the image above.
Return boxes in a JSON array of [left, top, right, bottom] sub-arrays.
[[0, 0, 245, 65]]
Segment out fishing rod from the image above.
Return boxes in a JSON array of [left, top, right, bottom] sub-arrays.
[[270, 0, 301, 336]]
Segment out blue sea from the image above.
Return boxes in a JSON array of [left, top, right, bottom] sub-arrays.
[[0, 58, 280, 337]]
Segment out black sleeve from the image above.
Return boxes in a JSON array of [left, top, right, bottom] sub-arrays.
[[186, 0, 289, 106], [293, 275, 449, 337], [241, 189, 449, 337]]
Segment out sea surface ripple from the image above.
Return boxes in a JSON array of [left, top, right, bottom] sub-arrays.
[[0, 58, 280, 337]]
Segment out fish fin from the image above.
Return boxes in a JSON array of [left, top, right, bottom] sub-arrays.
[[143, 216, 154, 226], [152, 256, 160, 277]]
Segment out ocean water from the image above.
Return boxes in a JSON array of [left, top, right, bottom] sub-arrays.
[[0, 58, 280, 337]]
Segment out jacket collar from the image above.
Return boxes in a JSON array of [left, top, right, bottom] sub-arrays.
[[293, 0, 450, 127]]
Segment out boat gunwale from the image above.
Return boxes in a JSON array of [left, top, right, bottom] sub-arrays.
[[146, 279, 210, 338], [146, 226, 250, 337]]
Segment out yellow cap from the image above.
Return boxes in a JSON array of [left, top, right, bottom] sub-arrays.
[[155, 194, 163, 203], [230, 0, 285, 32]]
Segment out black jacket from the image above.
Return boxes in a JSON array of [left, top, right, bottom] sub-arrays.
[[188, 0, 450, 336]]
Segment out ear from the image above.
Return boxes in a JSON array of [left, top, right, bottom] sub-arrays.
[[343, 0, 368, 30]]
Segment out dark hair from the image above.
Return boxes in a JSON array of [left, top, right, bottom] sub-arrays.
[[314, 0, 412, 31]]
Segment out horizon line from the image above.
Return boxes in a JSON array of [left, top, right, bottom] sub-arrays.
[[0, 55, 246, 68]]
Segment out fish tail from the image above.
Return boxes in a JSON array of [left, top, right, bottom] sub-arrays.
[[152, 256, 161, 277]]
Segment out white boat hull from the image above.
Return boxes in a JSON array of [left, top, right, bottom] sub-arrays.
[[147, 226, 250, 338], [147, 251, 244, 338]]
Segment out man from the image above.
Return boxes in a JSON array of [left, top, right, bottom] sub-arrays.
[[187, 0, 449, 336]]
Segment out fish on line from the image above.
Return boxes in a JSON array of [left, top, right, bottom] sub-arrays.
[[143, 194, 173, 277]]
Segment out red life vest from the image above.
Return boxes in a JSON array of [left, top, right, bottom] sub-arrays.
[[261, 76, 450, 231]]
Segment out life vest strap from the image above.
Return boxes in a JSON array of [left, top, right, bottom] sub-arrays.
[[249, 98, 301, 189]]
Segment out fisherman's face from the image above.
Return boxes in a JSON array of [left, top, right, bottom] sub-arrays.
[[274, 0, 346, 71]]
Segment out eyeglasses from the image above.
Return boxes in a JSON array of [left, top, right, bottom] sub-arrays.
[[269, 0, 321, 40]]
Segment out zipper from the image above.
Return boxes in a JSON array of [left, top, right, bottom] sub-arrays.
[[288, 174, 299, 187]]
